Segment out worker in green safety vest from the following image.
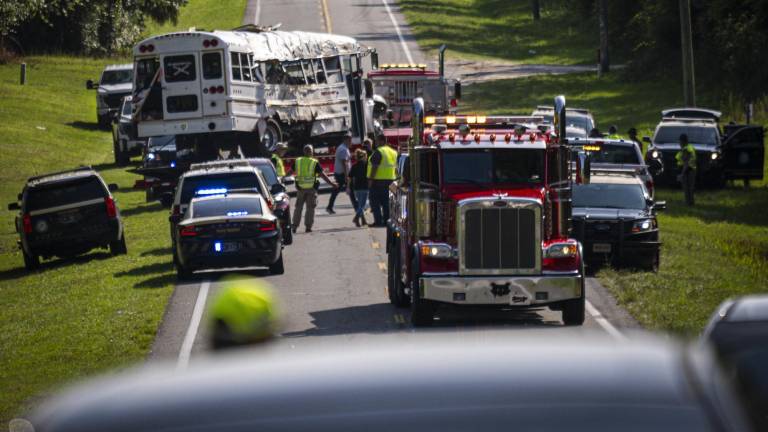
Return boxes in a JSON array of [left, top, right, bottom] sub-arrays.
[[675, 133, 697, 206], [271, 143, 287, 178], [366, 134, 398, 227], [209, 277, 278, 349], [291, 144, 337, 233], [606, 125, 622, 140]]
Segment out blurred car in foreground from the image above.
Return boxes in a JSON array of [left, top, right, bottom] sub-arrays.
[[174, 193, 284, 279], [32, 335, 751, 431], [703, 295, 768, 430]]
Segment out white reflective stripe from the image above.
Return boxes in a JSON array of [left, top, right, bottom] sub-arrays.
[[28, 198, 105, 216]]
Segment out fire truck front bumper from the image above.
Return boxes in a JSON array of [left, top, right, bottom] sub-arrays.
[[420, 273, 582, 306]]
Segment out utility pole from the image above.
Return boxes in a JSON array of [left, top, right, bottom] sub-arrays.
[[531, 0, 541, 20], [679, 0, 696, 106], [598, 0, 609, 74]]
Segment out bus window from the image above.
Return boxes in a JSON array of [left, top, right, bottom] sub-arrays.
[[136, 57, 160, 89], [265, 61, 283, 84], [302, 60, 316, 84], [312, 59, 326, 84], [282, 61, 306, 85], [323, 56, 342, 84], [240, 53, 252, 82], [231, 52, 242, 81], [342, 56, 352, 75], [249, 54, 264, 83], [202, 52, 222, 80], [164, 55, 196, 82]]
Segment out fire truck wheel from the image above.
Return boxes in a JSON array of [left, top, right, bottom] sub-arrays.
[[410, 254, 435, 326], [562, 267, 586, 325], [387, 240, 410, 307]]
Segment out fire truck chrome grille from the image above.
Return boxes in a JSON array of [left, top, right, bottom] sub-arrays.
[[459, 199, 541, 275]]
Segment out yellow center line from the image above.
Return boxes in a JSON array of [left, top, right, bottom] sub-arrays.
[[320, 0, 333, 33], [371, 241, 380, 249], [377, 262, 387, 271]]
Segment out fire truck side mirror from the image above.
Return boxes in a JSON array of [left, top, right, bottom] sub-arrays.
[[454, 82, 462, 100], [577, 152, 591, 184], [371, 51, 379, 70], [554, 95, 567, 141], [364, 79, 373, 99]]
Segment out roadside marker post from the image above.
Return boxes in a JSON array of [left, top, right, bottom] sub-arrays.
[[20, 63, 26, 85]]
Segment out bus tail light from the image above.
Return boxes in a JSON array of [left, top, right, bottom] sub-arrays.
[[105, 197, 117, 218], [23, 214, 32, 234]]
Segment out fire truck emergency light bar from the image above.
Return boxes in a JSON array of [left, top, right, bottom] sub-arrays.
[[424, 115, 544, 126], [380, 63, 428, 69]]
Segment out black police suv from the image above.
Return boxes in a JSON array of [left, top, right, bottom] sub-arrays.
[[173, 193, 284, 279], [571, 173, 664, 271], [8, 167, 126, 270]]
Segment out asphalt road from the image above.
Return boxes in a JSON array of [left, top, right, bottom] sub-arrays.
[[149, 0, 639, 365]]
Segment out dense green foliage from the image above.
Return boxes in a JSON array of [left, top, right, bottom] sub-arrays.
[[571, 0, 768, 102], [1, 0, 186, 55]]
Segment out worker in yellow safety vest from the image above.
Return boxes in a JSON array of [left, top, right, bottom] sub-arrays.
[[675, 134, 697, 206], [271, 143, 287, 178], [606, 125, 622, 139], [366, 134, 398, 227], [291, 144, 337, 233], [209, 277, 278, 349]]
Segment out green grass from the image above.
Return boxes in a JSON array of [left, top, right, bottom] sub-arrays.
[[0, 57, 176, 423], [463, 73, 768, 335], [142, 0, 247, 36], [400, 0, 598, 65]]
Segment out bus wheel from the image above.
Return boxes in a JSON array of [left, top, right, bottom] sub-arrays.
[[261, 119, 282, 153]]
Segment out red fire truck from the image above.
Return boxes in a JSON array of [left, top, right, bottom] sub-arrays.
[[368, 49, 460, 151], [386, 97, 586, 326]]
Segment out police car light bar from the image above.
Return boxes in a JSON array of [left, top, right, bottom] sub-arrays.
[[196, 188, 228, 196]]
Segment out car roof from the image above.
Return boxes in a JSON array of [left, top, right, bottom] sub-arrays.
[[27, 167, 97, 187], [34, 334, 733, 432], [723, 295, 768, 322], [570, 138, 638, 147], [657, 119, 718, 128], [585, 173, 643, 185], [190, 193, 264, 204], [103, 63, 132, 71], [182, 165, 258, 178]]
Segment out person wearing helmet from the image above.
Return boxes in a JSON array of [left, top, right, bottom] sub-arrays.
[[209, 278, 278, 349]]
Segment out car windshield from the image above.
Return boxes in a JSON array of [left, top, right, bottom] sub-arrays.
[[254, 162, 279, 186], [443, 149, 544, 184], [589, 144, 641, 164], [181, 173, 261, 204], [191, 197, 263, 218], [121, 100, 132, 116], [654, 125, 719, 145], [148, 135, 176, 151], [26, 177, 106, 211], [101, 69, 133, 85], [573, 183, 646, 209]]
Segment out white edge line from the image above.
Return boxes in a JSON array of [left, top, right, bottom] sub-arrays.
[[381, 0, 415, 65], [177, 281, 210, 370], [585, 299, 625, 341]]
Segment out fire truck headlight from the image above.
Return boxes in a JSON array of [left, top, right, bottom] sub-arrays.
[[545, 243, 578, 259], [420, 243, 453, 259]]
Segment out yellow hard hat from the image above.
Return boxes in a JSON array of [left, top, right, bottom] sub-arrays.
[[209, 277, 278, 348]]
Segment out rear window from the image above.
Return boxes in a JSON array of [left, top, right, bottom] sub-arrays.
[[26, 177, 106, 211], [192, 197, 263, 218], [589, 144, 641, 164], [255, 162, 278, 186], [164, 55, 196, 83], [202, 52, 223, 80], [180, 173, 262, 204]]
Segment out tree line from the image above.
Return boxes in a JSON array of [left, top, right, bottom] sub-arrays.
[[562, 0, 768, 104], [0, 0, 185, 56]]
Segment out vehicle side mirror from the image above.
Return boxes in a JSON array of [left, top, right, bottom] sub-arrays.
[[643, 136, 651, 143], [17, 193, 22, 201], [454, 81, 462, 100], [364, 79, 373, 99], [86, 79, 96, 90], [160, 192, 174, 208], [8, 202, 20, 211], [654, 200, 666, 211], [270, 183, 285, 194], [648, 159, 663, 176], [370, 51, 379, 70], [108, 183, 119, 192], [282, 175, 295, 186]]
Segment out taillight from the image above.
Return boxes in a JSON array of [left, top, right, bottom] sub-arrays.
[[267, 199, 274, 210], [23, 214, 32, 234], [139, 44, 154, 53], [180, 225, 197, 237], [203, 39, 219, 48], [259, 221, 276, 232], [217, 85, 224, 93], [105, 197, 117, 218], [450, 98, 457, 107]]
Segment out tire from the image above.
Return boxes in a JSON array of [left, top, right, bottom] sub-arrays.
[[98, 114, 110, 130], [113, 138, 129, 166], [176, 263, 192, 280], [261, 119, 282, 153], [410, 254, 435, 326], [562, 262, 586, 326], [23, 249, 40, 271], [387, 239, 410, 307], [110, 234, 128, 255], [645, 250, 660, 273], [269, 251, 285, 275], [282, 226, 293, 245]]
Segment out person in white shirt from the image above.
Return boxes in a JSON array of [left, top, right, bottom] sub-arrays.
[[326, 131, 357, 214]]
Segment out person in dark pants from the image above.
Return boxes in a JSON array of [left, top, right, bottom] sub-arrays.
[[326, 132, 355, 214], [675, 134, 697, 206], [367, 135, 398, 227], [349, 149, 369, 227]]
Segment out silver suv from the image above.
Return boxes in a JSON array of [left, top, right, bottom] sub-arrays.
[[87, 63, 133, 129]]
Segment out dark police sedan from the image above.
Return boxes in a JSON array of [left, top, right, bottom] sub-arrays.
[[572, 173, 664, 271], [173, 193, 284, 279]]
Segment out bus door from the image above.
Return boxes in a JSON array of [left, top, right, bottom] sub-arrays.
[[199, 50, 227, 117], [342, 54, 365, 142], [226, 52, 263, 120], [161, 52, 203, 120]]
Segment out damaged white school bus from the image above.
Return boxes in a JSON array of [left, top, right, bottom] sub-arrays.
[[131, 26, 376, 157]]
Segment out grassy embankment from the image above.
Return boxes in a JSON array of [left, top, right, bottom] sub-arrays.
[[400, 0, 599, 65], [143, 0, 247, 36], [462, 74, 768, 335], [0, 0, 245, 422]]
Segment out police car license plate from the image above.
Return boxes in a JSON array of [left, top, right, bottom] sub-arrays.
[[214, 242, 240, 253], [593, 243, 612, 253]]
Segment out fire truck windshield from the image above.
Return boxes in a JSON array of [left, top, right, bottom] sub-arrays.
[[443, 149, 544, 185]]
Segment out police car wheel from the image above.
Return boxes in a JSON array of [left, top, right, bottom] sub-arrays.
[[23, 249, 40, 271], [269, 252, 285, 275], [110, 234, 128, 256], [283, 227, 293, 245], [176, 264, 192, 280]]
